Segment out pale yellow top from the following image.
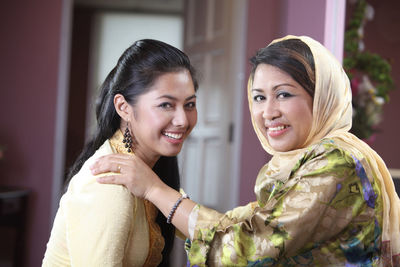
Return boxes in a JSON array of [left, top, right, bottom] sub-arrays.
[[42, 131, 164, 266]]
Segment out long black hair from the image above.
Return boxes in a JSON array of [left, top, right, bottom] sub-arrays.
[[66, 39, 198, 266], [250, 38, 315, 98]]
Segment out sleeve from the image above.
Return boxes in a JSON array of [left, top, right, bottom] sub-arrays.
[[64, 171, 134, 267], [186, 145, 368, 266], [42, 202, 71, 266]]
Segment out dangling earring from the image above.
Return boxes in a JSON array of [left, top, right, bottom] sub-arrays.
[[123, 123, 133, 153]]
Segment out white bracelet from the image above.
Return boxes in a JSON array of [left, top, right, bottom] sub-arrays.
[[167, 193, 189, 224]]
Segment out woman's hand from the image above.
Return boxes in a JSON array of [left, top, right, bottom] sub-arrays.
[[89, 154, 162, 200], [90, 153, 196, 237]]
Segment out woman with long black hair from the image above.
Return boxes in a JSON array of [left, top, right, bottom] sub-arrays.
[[42, 39, 198, 266]]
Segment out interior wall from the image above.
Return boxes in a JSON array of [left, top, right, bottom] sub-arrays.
[[282, 0, 327, 43], [239, 0, 285, 205], [357, 0, 400, 169], [0, 1, 63, 266]]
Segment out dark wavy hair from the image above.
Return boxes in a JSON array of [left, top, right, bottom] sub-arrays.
[[66, 39, 198, 266], [250, 38, 315, 98]]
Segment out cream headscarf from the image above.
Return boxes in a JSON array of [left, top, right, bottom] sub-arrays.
[[248, 35, 400, 262]]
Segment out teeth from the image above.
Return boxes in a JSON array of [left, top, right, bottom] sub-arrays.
[[163, 132, 183, 140], [268, 125, 286, 131]]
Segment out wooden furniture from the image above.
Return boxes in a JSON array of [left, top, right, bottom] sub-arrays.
[[0, 186, 30, 267]]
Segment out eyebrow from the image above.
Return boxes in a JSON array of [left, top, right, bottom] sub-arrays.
[[157, 94, 197, 101], [251, 83, 295, 93], [251, 88, 264, 93]]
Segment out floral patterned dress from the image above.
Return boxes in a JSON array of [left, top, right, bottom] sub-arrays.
[[186, 139, 383, 266]]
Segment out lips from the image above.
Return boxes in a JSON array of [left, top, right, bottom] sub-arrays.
[[265, 123, 290, 137], [268, 125, 288, 132], [162, 131, 184, 140]]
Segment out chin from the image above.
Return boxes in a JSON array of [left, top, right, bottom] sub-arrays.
[[162, 149, 181, 157], [272, 147, 288, 152], [268, 136, 300, 152], [269, 142, 293, 152]]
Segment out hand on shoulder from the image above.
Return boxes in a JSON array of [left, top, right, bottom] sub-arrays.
[[89, 153, 164, 200]]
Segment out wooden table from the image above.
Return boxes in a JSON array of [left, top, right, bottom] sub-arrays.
[[0, 186, 30, 267]]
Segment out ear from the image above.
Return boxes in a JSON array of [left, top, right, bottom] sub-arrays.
[[114, 94, 133, 122]]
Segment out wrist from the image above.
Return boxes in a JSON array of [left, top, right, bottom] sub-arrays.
[[167, 193, 189, 224], [144, 179, 169, 202], [146, 182, 184, 218]]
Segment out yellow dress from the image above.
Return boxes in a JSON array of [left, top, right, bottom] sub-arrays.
[[42, 131, 164, 266]]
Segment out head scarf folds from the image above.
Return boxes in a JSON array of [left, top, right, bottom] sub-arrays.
[[248, 35, 400, 262]]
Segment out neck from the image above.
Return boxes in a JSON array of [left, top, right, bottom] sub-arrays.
[[116, 127, 160, 168], [134, 148, 160, 168]]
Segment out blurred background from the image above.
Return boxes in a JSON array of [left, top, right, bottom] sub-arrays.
[[0, 0, 399, 266]]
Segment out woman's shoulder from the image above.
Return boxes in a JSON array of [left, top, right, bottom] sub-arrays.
[[308, 138, 368, 163], [64, 140, 134, 207], [68, 140, 113, 187], [293, 138, 357, 176], [58, 140, 140, 251], [305, 138, 359, 160]]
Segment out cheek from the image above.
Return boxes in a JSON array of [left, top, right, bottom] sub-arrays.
[[145, 112, 169, 130], [193, 112, 198, 125], [251, 105, 259, 119], [291, 103, 313, 135], [252, 106, 264, 126], [188, 111, 198, 129]]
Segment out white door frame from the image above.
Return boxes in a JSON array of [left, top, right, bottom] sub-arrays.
[[51, 0, 73, 223]]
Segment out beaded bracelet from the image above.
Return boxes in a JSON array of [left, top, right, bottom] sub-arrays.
[[167, 193, 189, 224]]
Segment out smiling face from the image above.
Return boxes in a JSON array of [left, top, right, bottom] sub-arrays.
[[129, 70, 197, 165], [251, 64, 313, 152]]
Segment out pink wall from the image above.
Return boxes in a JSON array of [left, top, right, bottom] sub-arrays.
[[0, 1, 63, 266], [360, 0, 400, 168], [282, 0, 327, 43], [239, 0, 285, 205]]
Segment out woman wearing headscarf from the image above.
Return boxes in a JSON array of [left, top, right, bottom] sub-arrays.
[[91, 35, 400, 266]]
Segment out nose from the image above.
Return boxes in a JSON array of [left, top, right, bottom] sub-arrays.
[[262, 99, 280, 121], [172, 107, 189, 128]]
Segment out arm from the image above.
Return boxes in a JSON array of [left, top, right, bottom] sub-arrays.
[[148, 182, 196, 237], [92, 151, 342, 265], [186, 145, 379, 265], [91, 146, 378, 265]]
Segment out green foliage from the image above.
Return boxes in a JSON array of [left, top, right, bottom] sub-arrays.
[[343, 0, 395, 140]]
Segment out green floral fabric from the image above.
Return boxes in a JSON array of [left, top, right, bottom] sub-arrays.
[[186, 140, 383, 266]]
